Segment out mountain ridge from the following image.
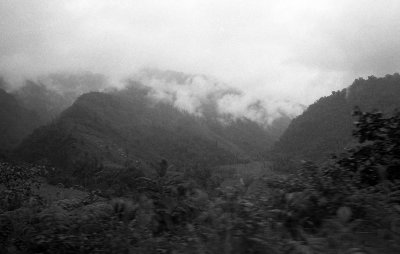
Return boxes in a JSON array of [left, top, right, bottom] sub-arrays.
[[16, 83, 275, 174], [0, 88, 41, 151], [273, 73, 400, 162]]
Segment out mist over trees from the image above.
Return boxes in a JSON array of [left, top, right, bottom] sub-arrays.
[[2, 91, 400, 253], [2, 1, 400, 252], [15, 82, 276, 179], [2, 70, 400, 253], [273, 73, 400, 162]]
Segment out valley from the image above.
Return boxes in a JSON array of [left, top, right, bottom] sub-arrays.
[[2, 1, 400, 252], [1, 72, 400, 253]]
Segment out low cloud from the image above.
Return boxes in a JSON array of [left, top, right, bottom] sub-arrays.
[[129, 69, 304, 124], [1, 0, 400, 119]]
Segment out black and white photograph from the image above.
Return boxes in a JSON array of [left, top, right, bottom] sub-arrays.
[[1, 0, 400, 253]]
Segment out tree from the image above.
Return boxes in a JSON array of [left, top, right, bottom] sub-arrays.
[[336, 107, 400, 185]]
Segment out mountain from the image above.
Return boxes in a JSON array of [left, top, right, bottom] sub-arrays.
[[0, 88, 41, 151], [132, 68, 299, 130], [267, 115, 292, 140], [13, 81, 73, 124], [13, 72, 109, 124], [273, 73, 400, 162], [16, 82, 274, 173]]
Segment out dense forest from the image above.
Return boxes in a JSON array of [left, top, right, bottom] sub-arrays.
[[273, 73, 400, 163], [0, 72, 110, 152], [3, 0, 400, 252], [1, 73, 400, 253], [16, 82, 274, 181], [1, 105, 400, 253]]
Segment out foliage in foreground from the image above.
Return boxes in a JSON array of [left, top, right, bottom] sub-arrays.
[[1, 108, 400, 253]]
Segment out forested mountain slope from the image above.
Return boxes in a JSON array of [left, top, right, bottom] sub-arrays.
[[17, 83, 274, 172], [0, 73, 108, 153], [13, 72, 108, 124], [0, 88, 41, 151], [13, 81, 73, 124], [273, 73, 400, 161]]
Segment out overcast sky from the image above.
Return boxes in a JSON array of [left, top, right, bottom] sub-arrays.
[[1, 0, 400, 107]]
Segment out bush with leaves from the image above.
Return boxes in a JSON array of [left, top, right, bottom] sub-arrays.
[[3, 108, 400, 253], [336, 107, 400, 185], [0, 162, 44, 212], [259, 108, 400, 253]]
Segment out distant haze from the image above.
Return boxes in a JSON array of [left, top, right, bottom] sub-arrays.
[[1, 0, 400, 120]]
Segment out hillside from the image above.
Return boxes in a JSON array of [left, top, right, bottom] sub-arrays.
[[273, 73, 400, 162], [13, 72, 108, 124], [0, 88, 41, 152], [13, 81, 73, 124], [16, 83, 275, 174]]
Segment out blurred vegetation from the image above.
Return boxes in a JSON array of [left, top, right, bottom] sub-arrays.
[[1, 107, 400, 253]]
